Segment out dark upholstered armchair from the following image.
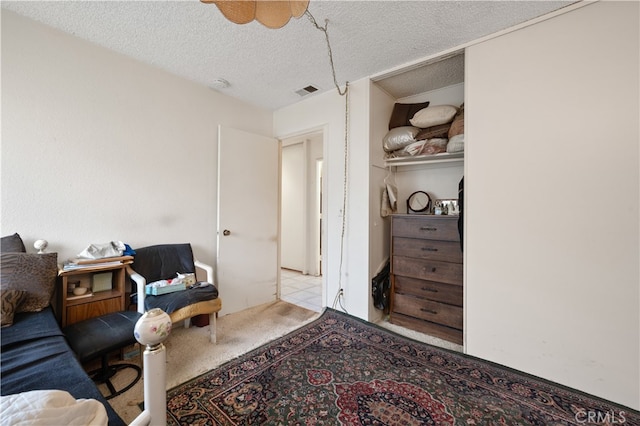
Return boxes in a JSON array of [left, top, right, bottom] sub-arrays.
[[126, 243, 221, 343]]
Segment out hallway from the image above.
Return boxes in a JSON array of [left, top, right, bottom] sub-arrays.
[[280, 269, 322, 312]]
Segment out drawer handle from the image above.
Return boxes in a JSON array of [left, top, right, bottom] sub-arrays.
[[421, 308, 437, 315], [421, 287, 438, 293], [420, 227, 437, 231], [421, 247, 438, 252]]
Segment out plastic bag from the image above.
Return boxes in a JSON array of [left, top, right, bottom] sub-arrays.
[[77, 241, 125, 259]]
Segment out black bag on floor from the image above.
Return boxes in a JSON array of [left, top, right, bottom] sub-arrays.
[[372, 260, 390, 313]]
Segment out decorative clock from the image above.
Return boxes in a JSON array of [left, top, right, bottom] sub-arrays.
[[406, 191, 431, 214]]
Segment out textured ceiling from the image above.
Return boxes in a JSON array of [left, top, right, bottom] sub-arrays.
[[375, 52, 466, 100], [2, 1, 575, 111]]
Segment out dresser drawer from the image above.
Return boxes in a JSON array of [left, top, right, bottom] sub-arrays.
[[393, 293, 463, 329], [390, 313, 462, 345], [393, 237, 462, 263], [393, 256, 462, 285], [394, 276, 462, 306], [392, 215, 460, 242]]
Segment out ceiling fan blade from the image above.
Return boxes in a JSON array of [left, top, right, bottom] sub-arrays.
[[210, 0, 256, 25], [290, 0, 310, 18], [204, 0, 309, 29], [255, 1, 292, 29]]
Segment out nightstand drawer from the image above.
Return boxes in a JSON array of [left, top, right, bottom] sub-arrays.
[[394, 276, 462, 306], [66, 298, 122, 325], [393, 237, 462, 263], [392, 215, 459, 242], [393, 256, 462, 285], [393, 293, 462, 329]]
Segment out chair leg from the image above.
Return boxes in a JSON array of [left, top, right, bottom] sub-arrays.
[[209, 312, 216, 343], [88, 352, 142, 400], [184, 318, 191, 329]]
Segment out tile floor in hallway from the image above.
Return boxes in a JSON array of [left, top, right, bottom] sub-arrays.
[[280, 268, 323, 312]]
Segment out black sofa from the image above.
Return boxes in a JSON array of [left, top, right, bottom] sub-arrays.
[[0, 233, 125, 425]]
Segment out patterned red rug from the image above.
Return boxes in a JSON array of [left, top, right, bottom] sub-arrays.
[[166, 309, 638, 425]]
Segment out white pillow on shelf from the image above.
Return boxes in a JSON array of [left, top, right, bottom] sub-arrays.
[[447, 134, 465, 153], [410, 105, 458, 128]]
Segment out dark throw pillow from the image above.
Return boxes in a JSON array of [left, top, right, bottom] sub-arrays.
[[1, 233, 26, 253], [0, 252, 58, 313], [388, 101, 430, 130], [1, 289, 26, 327]]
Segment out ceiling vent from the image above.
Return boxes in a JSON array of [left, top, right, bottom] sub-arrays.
[[295, 85, 319, 97]]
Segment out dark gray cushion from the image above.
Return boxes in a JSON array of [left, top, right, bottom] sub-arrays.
[[0, 252, 57, 313], [1, 233, 26, 253], [132, 243, 195, 283], [1, 289, 26, 327], [63, 311, 142, 362], [143, 284, 218, 314]]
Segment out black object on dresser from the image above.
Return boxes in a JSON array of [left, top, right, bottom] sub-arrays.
[[390, 214, 463, 344]]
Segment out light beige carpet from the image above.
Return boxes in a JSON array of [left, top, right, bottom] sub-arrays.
[[104, 301, 463, 424]]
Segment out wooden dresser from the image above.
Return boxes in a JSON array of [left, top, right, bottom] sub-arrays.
[[390, 214, 463, 344]]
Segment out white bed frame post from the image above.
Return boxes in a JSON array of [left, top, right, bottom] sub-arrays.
[[129, 343, 167, 426], [129, 312, 170, 426]]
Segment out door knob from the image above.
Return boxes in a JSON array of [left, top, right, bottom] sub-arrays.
[[223, 229, 231, 236]]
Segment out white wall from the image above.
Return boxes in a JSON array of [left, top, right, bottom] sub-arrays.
[[465, 1, 639, 409], [1, 12, 273, 283], [281, 143, 305, 271]]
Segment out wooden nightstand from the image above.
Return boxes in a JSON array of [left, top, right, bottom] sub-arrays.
[[54, 256, 133, 327]]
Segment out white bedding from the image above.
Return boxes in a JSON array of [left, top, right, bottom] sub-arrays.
[[0, 390, 107, 426]]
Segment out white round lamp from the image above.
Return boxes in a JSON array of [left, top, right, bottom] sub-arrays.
[[34, 239, 48, 254]]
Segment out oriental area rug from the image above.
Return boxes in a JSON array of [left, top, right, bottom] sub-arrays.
[[166, 309, 638, 425]]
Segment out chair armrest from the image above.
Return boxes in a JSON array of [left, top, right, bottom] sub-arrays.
[[126, 265, 146, 314], [194, 259, 214, 284]]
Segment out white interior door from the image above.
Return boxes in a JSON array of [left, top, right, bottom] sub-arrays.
[[217, 126, 279, 315]]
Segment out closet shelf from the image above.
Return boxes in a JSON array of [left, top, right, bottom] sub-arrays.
[[384, 152, 464, 167]]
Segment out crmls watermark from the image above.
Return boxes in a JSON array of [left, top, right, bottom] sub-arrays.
[[575, 409, 627, 424]]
